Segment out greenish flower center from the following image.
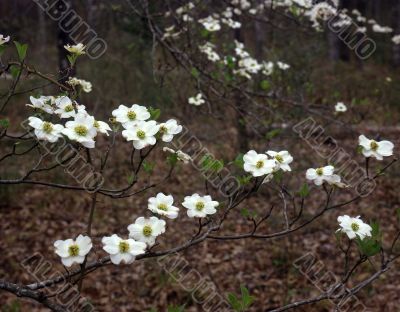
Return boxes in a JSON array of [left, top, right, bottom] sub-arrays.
[[65, 105, 74, 112], [351, 223, 359, 232], [256, 160, 264, 169], [68, 244, 79, 257], [143, 225, 153, 237], [159, 125, 168, 133], [42, 122, 53, 134], [74, 125, 88, 136], [158, 203, 168, 211], [275, 155, 283, 163], [316, 168, 324, 176], [119, 241, 130, 253], [93, 121, 100, 129], [370, 140, 378, 151], [196, 201, 205, 211], [127, 111, 136, 121], [137, 130, 146, 139]]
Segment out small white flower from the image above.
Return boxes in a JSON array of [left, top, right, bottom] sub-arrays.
[[112, 104, 150, 128], [182, 193, 219, 218], [266, 150, 293, 172], [159, 119, 182, 142], [62, 112, 97, 148], [0, 34, 10, 45], [27, 96, 55, 114], [102, 234, 146, 265], [306, 165, 335, 186], [337, 215, 372, 240], [148, 192, 179, 219], [93, 120, 112, 136], [199, 16, 221, 32], [276, 61, 290, 70], [28, 117, 64, 143], [262, 61, 274, 76], [243, 150, 276, 177], [188, 93, 205, 106], [54, 234, 92, 267], [335, 102, 347, 113], [199, 43, 220, 62], [67, 77, 92, 93], [325, 174, 346, 188], [54, 96, 76, 118], [358, 135, 394, 160], [372, 24, 393, 33], [127, 216, 166, 246], [64, 43, 86, 55], [392, 35, 400, 45], [238, 57, 262, 74], [122, 120, 159, 149]]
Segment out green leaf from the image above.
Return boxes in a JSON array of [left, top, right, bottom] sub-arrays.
[[167, 153, 178, 167], [142, 161, 154, 174], [10, 65, 21, 78], [273, 170, 283, 183], [200, 154, 224, 173], [14, 41, 28, 61], [0, 118, 10, 128], [234, 153, 245, 169], [237, 174, 252, 186], [167, 305, 185, 312], [191, 67, 200, 78], [240, 285, 254, 308], [148, 107, 161, 120], [356, 222, 381, 257], [260, 80, 271, 91], [227, 293, 241, 311], [298, 183, 309, 198], [227, 285, 254, 311], [0, 45, 6, 56]]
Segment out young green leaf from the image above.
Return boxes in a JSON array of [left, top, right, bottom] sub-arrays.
[[14, 41, 28, 61]]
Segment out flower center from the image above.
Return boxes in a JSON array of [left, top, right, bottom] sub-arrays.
[[196, 201, 205, 211], [93, 121, 100, 129], [159, 125, 168, 133], [351, 223, 359, 232], [158, 203, 168, 211], [119, 241, 130, 253], [127, 111, 136, 121], [316, 168, 324, 176], [275, 155, 283, 163], [142, 225, 153, 237], [42, 122, 53, 134], [256, 160, 264, 169], [68, 244, 80, 257], [65, 105, 74, 112], [137, 130, 146, 139], [74, 125, 88, 136], [370, 140, 378, 151]]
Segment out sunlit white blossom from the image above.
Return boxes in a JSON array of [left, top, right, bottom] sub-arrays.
[[112, 104, 150, 128], [337, 215, 372, 240], [266, 150, 293, 172], [148, 192, 179, 219], [243, 150, 276, 177], [128, 216, 166, 246], [335, 102, 347, 113], [64, 43, 86, 55], [102, 234, 146, 265], [188, 93, 205, 106], [94, 120, 112, 136], [199, 16, 221, 32], [358, 135, 394, 160], [182, 193, 219, 218], [163, 147, 192, 164], [54, 234, 92, 267], [28, 117, 64, 143], [27, 96, 55, 114], [122, 120, 159, 149], [55, 96, 76, 118], [67, 77, 92, 93], [306, 165, 335, 186], [62, 112, 97, 148], [159, 119, 182, 142]]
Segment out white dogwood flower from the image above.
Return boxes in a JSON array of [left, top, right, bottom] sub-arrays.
[[27, 96, 55, 114], [276, 61, 290, 70], [28, 117, 64, 143], [358, 135, 394, 160], [55, 96, 76, 118], [243, 150, 276, 177], [64, 43, 86, 55], [159, 119, 182, 142], [306, 165, 335, 186], [266, 150, 293, 172], [199, 16, 221, 32], [62, 112, 97, 148], [335, 102, 347, 112], [337, 215, 372, 240], [122, 120, 159, 149], [0, 34, 10, 45], [182, 193, 219, 218], [112, 104, 150, 128], [188, 93, 205, 106], [93, 120, 112, 136], [54, 234, 92, 267], [102, 234, 146, 265], [128, 216, 166, 246], [67, 77, 92, 93], [392, 34, 400, 45], [148, 192, 179, 219]]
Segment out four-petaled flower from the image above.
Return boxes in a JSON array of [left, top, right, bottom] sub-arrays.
[[128, 216, 166, 246], [188, 93, 205, 106], [148, 192, 179, 219], [64, 43, 86, 55], [335, 102, 347, 113], [182, 193, 219, 218], [306, 165, 335, 186], [243, 150, 276, 177], [266, 150, 293, 172], [0, 34, 10, 45], [54, 235, 92, 267], [28, 117, 64, 143], [102, 234, 146, 265], [158, 119, 182, 142], [359, 135, 394, 160], [337, 215, 372, 240], [112, 104, 150, 128], [122, 120, 160, 149], [55, 96, 76, 119], [62, 112, 97, 148]]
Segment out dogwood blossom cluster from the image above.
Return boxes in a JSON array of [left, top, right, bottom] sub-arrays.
[[27, 95, 111, 147], [54, 192, 219, 266], [243, 150, 293, 177], [66, 77, 92, 93], [188, 93, 205, 106], [112, 104, 182, 149], [199, 42, 220, 62]]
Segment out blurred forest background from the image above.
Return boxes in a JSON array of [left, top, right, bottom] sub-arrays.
[[1, 0, 400, 311]]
